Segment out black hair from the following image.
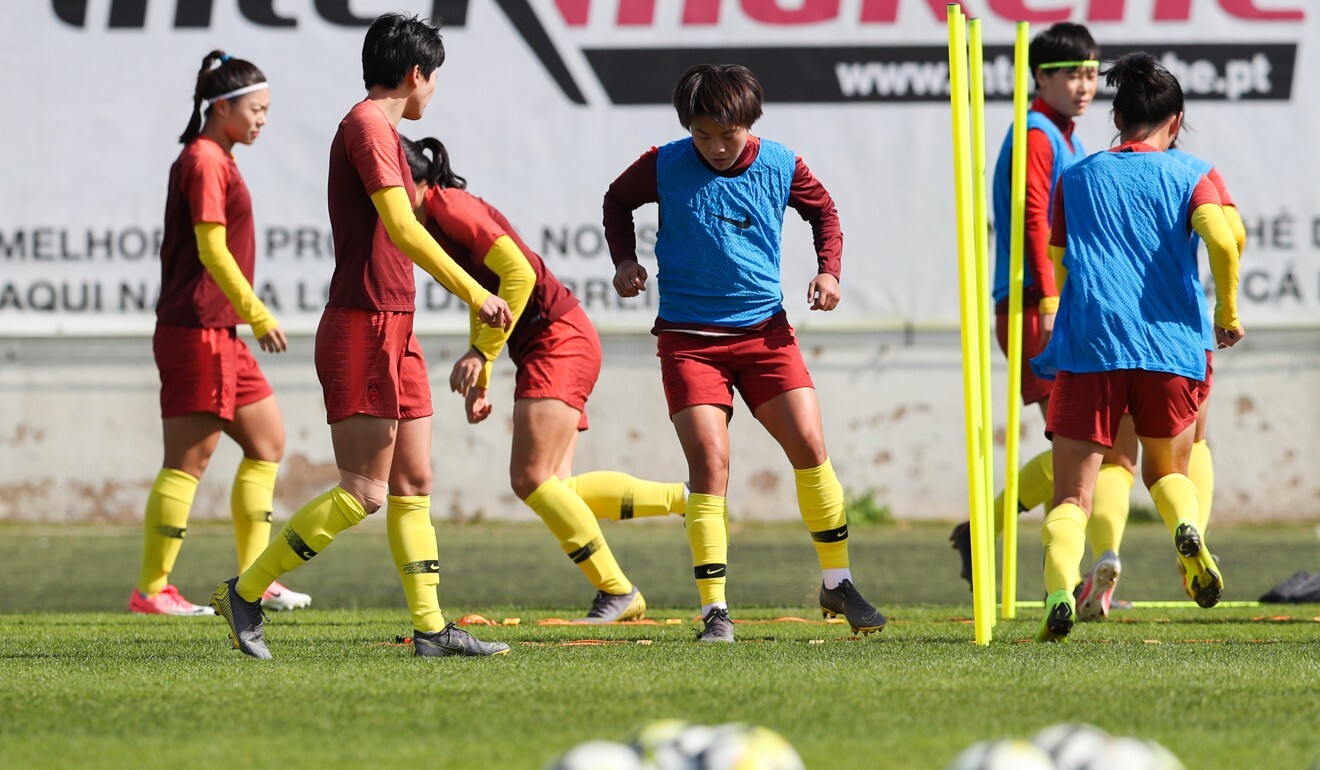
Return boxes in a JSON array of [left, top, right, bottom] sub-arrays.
[[362, 13, 446, 90], [1105, 52, 1185, 137], [179, 50, 266, 144], [400, 135, 467, 190], [672, 64, 764, 130], [1029, 22, 1099, 76]]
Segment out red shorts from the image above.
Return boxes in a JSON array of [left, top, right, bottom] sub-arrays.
[[316, 307, 432, 424], [515, 305, 601, 431], [996, 306, 1052, 406], [656, 322, 814, 417], [154, 324, 272, 420], [1047, 367, 1205, 447], [1200, 351, 1213, 403]]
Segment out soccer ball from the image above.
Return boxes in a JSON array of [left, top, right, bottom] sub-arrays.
[[946, 739, 1056, 770], [542, 740, 645, 770], [633, 721, 717, 770], [1075, 737, 1187, 770], [695, 723, 805, 770], [1032, 722, 1111, 770]]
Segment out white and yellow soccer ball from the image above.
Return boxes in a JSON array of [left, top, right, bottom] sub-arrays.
[[1032, 722, 1112, 770], [633, 721, 715, 770], [947, 739, 1057, 770], [542, 740, 645, 770], [695, 723, 805, 770], [1075, 737, 1187, 770]]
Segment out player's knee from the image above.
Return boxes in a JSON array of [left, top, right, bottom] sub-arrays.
[[338, 469, 388, 514], [511, 468, 551, 500]]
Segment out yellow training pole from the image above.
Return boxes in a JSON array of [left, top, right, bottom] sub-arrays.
[[947, 4, 991, 645], [1002, 21, 1031, 619], [968, 18, 997, 627]]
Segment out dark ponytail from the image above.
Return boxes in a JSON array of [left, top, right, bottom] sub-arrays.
[[179, 50, 267, 144], [1105, 52, 1184, 138], [400, 135, 467, 190]]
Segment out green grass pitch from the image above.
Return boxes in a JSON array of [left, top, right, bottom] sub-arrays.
[[1, 521, 1318, 769]]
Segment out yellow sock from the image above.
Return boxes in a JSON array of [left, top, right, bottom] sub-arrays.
[[1188, 440, 1214, 536], [994, 449, 1054, 535], [525, 477, 631, 595], [1088, 464, 1134, 558], [686, 493, 728, 607], [795, 458, 849, 570], [231, 458, 279, 573], [137, 468, 199, 596], [236, 486, 366, 602], [386, 495, 446, 633], [1041, 503, 1087, 595], [563, 471, 686, 519], [1149, 474, 1200, 537]]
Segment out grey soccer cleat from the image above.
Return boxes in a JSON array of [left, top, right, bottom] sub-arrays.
[[210, 577, 271, 660], [696, 607, 735, 643], [819, 579, 888, 635], [578, 586, 647, 623], [412, 623, 510, 657]]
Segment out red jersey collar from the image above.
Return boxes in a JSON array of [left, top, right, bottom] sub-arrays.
[[1031, 98, 1075, 139], [695, 135, 761, 177], [1111, 140, 1160, 153]]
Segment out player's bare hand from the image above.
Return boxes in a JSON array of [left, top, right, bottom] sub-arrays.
[[478, 295, 513, 331], [449, 350, 485, 396], [1040, 311, 1056, 348], [258, 327, 288, 354], [807, 274, 840, 311], [613, 260, 648, 298], [466, 387, 492, 424], [1215, 324, 1245, 349]]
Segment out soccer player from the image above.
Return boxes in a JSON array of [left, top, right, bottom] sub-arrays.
[[1074, 146, 1247, 621], [1031, 52, 1243, 642], [400, 135, 687, 623], [132, 51, 311, 616], [950, 23, 1099, 588], [210, 14, 513, 659], [604, 64, 887, 642]]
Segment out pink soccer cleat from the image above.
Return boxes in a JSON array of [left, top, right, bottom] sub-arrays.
[[261, 581, 312, 612], [129, 585, 215, 616], [1077, 552, 1122, 622]]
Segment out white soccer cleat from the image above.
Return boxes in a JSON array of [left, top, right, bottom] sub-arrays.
[[261, 581, 312, 611]]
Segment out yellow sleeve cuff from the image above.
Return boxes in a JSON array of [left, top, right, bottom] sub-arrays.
[[194, 223, 277, 338], [370, 187, 491, 308], [1038, 296, 1060, 315], [471, 235, 536, 378], [1048, 245, 1068, 294], [1224, 205, 1247, 257], [467, 306, 495, 390], [1191, 203, 1241, 331]]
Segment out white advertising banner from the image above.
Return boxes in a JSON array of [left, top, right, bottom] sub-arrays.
[[1, 0, 1317, 335]]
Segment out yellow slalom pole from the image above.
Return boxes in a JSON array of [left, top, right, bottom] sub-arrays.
[[967, 18, 996, 628], [1002, 21, 1031, 620], [947, 3, 991, 646]]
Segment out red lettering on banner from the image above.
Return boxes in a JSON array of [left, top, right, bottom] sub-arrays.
[[1153, 0, 1192, 20], [987, 0, 1070, 22], [616, 0, 719, 25], [557, 0, 588, 25], [743, 0, 839, 24], [860, 0, 961, 22], [1220, 0, 1303, 20]]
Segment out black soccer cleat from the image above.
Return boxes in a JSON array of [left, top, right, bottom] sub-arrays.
[[210, 577, 271, 660], [1174, 523, 1223, 609], [819, 579, 887, 635], [949, 521, 974, 591], [412, 623, 510, 657], [696, 607, 735, 643], [1035, 589, 1075, 643]]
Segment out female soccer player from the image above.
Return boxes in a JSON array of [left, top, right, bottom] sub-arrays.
[[604, 64, 886, 642], [1031, 52, 1244, 642], [1074, 146, 1247, 622], [210, 14, 512, 659], [951, 23, 1100, 588], [132, 51, 311, 616], [401, 136, 687, 623]]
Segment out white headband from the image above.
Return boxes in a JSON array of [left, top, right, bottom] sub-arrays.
[[206, 82, 268, 105]]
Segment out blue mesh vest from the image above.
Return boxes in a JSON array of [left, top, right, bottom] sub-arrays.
[[654, 138, 795, 326], [1167, 148, 1217, 351], [991, 112, 1085, 302], [1031, 150, 1208, 381]]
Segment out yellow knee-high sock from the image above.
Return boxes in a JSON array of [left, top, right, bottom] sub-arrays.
[[386, 495, 446, 633], [231, 458, 279, 573], [994, 449, 1054, 535], [1188, 440, 1214, 536], [686, 493, 728, 608], [1149, 474, 1200, 537], [1088, 464, 1134, 559], [562, 471, 686, 519], [1041, 503, 1088, 595], [795, 459, 849, 570], [525, 477, 631, 595], [236, 486, 367, 602], [137, 468, 200, 596]]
